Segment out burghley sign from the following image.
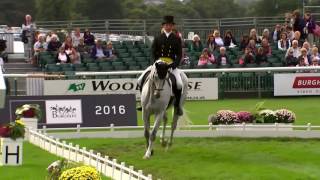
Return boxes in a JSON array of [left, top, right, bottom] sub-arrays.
[[44, 78, 219, 100], [0, 95, 137, 128]]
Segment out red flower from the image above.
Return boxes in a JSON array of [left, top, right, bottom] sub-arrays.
[[0, 126, 11, 137], [22, 108, 36, 118]]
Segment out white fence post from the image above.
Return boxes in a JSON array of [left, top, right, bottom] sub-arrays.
[[242, 122, 246, 131], [209, 122, 213, 130], [307, 123, 311, 131], [110, 124, 114, 132], [75, 144, 80, 162], [76, 124, 81, 133], [104, 155, 109, 175], [89, 149, 94, 166], [68, 142, 73, 160], [138, 170, 143, 180], [112, 159, 117, 178], [81, 147, 86, 163], [129, 165, 134, 180], [96, 153, 101, 171], [42, 125, 47, 133], [62, 141, 66, 158], [120, 162, 125, 180], [148, 174, 152, 180], [275, 123, 279, 131]]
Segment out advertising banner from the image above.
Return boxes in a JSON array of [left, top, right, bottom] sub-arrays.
[[274, 73, 320, 96], [44, 78, 219, 100], [0, 94, 137, 128]]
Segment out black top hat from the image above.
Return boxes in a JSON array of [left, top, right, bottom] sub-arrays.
[[162, 15, 175, 25]]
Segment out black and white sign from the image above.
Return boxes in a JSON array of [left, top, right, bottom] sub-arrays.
[[0, 95, 137, 128]]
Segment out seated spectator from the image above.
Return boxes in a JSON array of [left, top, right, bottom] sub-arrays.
[[292, 31, 304, 47], [223, 30, 237, 48], [47, 34, 62, 52], [285, 47, 298, 66], [69, 48, 81, 64], [206, 34, 215, 52], [311, 47, 320, 63], [247, 39, 257, 55], [298, 48, 311, 65], [72, 28, 83, 47], [286, 26, 295, 41], [197, 48, 215, 66], [55, 46, 70, 64], [261, 38, 272, 57], [105, 41, 117, 60], [46, 31, 59, 43], [216, 47, 230, 67], [249, 28, 261, 44], [255, 47, 268, 65], [240, 34, 249, 51], [91, 40, 108, 60], [61, 36, 73, 55], [83, 29, 95, 46], [213, 30, 224, 50], [278, 32, 291, 51], [262, 28, 272, 44], [310, 57, 319, 72], [296, 56, 308, 67], [33, 35, 47, 57], [181, 52, 190, 66], [285, 40, 301, 58], [272, 24, 282, 43], [302, 41, 312, 55], [239, 47, 255, 65], [191, 34, 203, 52]]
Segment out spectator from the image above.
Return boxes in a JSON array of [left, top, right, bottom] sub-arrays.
[[261, 38, 272, 57], [83, 29, 95, 46], [46, 31, 59, 43], [206, 34, 215, 52], [292, 10, 306, 40], [69, 48, 81, 64], [285, 40, 301, 58], [247, 39, 257, 55], [262, 28, 272, 43], [181, 51, 190, 66], [91, 40, 108, 60], [302, 41, 312, 55], [197, 48, 215, 67], [310, 56, 319, 73], [249, 28, 261, 44], [239, 47, 255, 65], [33, 35, 47, 64], [298, 47, 311, 65], [285, 47, 298, 66], [62, 36, 73, 55], [213, 30, 224, 50], [240, 34, 250, 51], [311, 47, 320, 63], [72, 28, 83, 47], [55, 46, 70, 64], [278, 32, 291, 51], [22, 14, 36, 62], [292, 31, 304, 47], [255, 47, 268, 65], [216, 47, 230, 67], [286, 26, 295, 41], [76, 38, 90, 54], [105, 41, 117, 60], [272, 24, 282, 43], [47, 34, 62, 52], [296, 55, 308, 67], [304, 12, 316, 46], [223, 30, 237, 48], [190, 34, 203, 52]]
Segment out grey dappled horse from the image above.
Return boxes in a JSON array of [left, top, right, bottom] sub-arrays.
[[141, 61, 188, 159]]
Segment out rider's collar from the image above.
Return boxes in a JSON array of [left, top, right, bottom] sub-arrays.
[[164, 31, 172, 38]]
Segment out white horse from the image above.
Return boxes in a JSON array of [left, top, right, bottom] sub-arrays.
[[141, 60, 188, 159]]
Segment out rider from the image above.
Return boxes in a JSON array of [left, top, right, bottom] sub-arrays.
[[137, 15, 183, 115]]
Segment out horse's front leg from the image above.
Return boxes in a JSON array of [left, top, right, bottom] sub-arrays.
[[160, 112, 168, 147], [167, 112, 179, 150], [143, 110, 151, 156], [144, 111, 164, 159]]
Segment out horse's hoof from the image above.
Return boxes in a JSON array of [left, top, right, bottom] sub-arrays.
[[143, 155, 150, 159], [151, 150, 154, 156]]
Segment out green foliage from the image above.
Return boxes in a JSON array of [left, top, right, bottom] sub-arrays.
[[8, 120, 25, 140]]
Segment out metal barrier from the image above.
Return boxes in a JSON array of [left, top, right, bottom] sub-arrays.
[[0, 33, 14, 53], [4, 66, 320, 98]]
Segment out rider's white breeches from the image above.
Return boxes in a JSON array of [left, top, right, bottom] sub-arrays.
[[171, 68, 182, 90]]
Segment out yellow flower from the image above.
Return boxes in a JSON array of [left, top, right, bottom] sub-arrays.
[[15, 119, 25, 126]]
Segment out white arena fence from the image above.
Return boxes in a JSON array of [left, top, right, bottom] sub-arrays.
[[27, 129, 152, 180]]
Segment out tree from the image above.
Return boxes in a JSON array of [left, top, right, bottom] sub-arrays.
[[0, 0, 36, 26], [35, 0, 75, 21]]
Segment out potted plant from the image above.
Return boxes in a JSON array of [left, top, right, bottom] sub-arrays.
[[0, 120, 25, 166], [15, 104, 41, 130]]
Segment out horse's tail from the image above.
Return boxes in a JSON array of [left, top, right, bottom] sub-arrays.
[[177, 109, 193, 129]]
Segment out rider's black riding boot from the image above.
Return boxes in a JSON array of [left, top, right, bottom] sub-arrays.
[[174, 89, 183, 116]]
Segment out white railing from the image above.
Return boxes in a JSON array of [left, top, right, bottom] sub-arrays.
[[27, 129, 152, 180], [4, 66, 320, 78]]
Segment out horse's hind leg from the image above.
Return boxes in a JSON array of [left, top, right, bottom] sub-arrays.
[[160, 112, 168, 147], [144, 112, 163, 159]]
